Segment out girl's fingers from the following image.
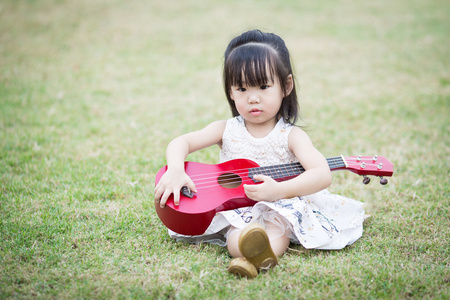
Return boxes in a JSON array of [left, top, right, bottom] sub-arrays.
[[155, 175, 195, 208], [186, 179, 197, 193], [173, 187, 181, 206], [154, 186, 163, 202], [244, 175, 277, 202], [159, 189, 171, 208], [252, 174, 263, 181], [253, 174, 270, 182], [243, 184, 258, 199]]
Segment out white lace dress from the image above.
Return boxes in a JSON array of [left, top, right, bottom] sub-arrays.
[[169, 116, 365, 250]]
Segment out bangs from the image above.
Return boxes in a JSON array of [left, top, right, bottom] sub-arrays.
[[225, 44, 276, 87]]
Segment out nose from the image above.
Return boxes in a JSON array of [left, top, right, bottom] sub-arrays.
[[248, 91, 260, 104]]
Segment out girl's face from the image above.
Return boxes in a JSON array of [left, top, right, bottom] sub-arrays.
[[230, 72, 292, 134]]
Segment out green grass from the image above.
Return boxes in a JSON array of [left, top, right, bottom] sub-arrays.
[[1, 0, 449, 299]]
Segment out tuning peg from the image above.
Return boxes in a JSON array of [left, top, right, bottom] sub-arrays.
[[363, 175, 371, 185], [379, 177, 388, 185]]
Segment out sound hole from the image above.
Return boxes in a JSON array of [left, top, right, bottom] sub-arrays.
[[217, 173, 242, 189]]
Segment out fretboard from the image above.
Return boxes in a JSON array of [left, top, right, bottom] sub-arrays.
[[248, 156, 346, 182]]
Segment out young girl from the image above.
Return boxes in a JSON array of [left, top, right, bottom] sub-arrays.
[[154, 29, 365, 278]]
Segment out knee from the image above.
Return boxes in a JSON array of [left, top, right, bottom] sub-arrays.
[[270, 234, 290, 257], [265, 222, 291, 256], [226, 227, 243, 258]]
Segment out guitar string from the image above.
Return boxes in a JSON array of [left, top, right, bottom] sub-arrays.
[[186, 157, 344, 180], [185, 160, 383, 184], [190, 169, 389, 192], [190, 167, 387, 191], [190, 170, 302, 189], [187, 160, 314, 182], [182, 162, 386, 191], [185, 157, 386, 182], [188, 166, 306, 181], [184, 161, 385, 188]]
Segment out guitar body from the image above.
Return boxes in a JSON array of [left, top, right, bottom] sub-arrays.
[[155, 155, 393, 236], [155, 159, 259, 236]]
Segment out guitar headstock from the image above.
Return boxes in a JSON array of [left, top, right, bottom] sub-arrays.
[[343, 155, 394, 185]]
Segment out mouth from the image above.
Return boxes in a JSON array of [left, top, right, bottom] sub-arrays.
[[250, 108, 262, 116]]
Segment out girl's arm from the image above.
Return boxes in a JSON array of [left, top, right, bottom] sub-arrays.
[[244, 127, 332, 201], [155, 120, 226, 208]]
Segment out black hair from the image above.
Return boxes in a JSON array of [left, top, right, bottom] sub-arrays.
[[223, 29, 299, 125]]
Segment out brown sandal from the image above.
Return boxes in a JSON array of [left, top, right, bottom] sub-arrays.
[[228, 258, 258, 278], [238, 223, 278, 270]]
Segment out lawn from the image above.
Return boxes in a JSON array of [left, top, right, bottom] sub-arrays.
[[1, 0, 449, 299]]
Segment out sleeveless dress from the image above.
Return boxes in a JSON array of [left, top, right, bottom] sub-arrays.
[[168, 116, 365, 250]]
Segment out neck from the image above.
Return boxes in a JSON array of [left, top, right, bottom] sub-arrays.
[[243, 117, 278, 138], [248, 156, 345, 182]]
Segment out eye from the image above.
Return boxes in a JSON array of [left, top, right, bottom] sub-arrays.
[[260, 85, 269, 90], [237, 87, 246, 92]]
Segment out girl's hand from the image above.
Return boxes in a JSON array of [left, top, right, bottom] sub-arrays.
[[243, 174, 281, 202], [154, 169, 197, 208]]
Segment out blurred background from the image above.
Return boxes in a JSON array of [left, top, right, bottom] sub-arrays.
[[1, 0, 448, 298]]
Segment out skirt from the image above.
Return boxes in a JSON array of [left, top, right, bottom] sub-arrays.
[[168, 189, 365, 250]]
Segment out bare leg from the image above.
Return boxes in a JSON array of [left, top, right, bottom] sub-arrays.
[[265, 221, 290, 256], [227, 227, 243, 258], [227, 221, 290, 258]]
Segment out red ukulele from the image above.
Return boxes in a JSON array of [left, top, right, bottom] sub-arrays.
[[155, 155, 393, 235]]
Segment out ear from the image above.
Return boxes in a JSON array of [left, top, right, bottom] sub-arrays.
[[229, 90, 235, 100], [284, 74, 294, 97]]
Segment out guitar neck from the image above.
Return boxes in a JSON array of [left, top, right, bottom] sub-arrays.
[[248, 156, 346, 181]]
